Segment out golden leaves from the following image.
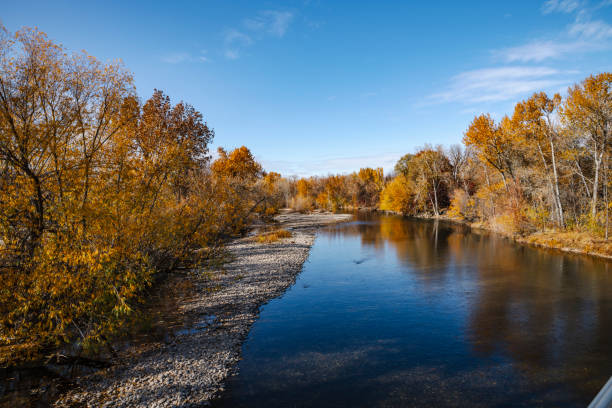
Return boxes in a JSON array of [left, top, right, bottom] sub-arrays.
[[0, 27, 267, 365]]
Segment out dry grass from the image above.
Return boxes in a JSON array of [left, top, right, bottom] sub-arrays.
[[254, 228, 293, 243], [522, 230, 612, 259]]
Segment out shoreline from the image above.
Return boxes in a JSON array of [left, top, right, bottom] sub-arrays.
[[57, 211, 352, 408], [390, 211, 612, 262]]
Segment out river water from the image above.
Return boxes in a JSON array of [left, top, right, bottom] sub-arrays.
[[215, 213, 612, 407]]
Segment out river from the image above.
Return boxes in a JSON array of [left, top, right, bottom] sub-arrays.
[[214, 212, 612, 407]]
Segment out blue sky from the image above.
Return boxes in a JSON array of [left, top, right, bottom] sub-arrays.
[[3, 0, 611, 176]]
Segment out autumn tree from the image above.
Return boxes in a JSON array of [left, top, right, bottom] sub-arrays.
[[562, 73, 612, 221], [0, 26, 273, 365], [464, 114, 523, 190], [211, 146, 263, 234], [357, 167, 384, 207], [511, 92, 566, 226], [394, 153, 414, 177], [380, 174, 415, 214]]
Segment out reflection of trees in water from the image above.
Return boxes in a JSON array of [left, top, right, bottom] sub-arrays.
[[324, 214, 612, 402], [377, 217, 455, 270], [457, 233, 612, 401], [336, 214, 457, 269]]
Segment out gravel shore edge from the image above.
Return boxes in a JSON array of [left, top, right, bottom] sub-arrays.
[[58, 211, 352, 408]]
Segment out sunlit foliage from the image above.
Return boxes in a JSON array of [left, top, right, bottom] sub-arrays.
[[0, 26, 274, 364], [290, 72, 612, 240]]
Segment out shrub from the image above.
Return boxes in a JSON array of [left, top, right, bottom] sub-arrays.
[[254, 229, 293, 243]]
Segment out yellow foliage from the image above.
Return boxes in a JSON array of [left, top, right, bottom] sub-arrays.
[[0, 27, 271, 365], [254, 229, 292, 243], [380, 174, 415, 214], [448, 189, 477, 221]]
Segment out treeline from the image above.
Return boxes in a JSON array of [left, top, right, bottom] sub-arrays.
[[291, 72, 612, 238], [0, 27, 285, 364], [289, 167, 385, 211]]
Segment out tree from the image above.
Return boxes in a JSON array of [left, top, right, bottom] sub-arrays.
[[357, 167, 384, 207], [512, 92, 565, 226], [380, 174, 415, 214], [394, 153, 414, 177], [411, 147, 450, 216], [446, 144, 470, 191], [562, 73, 612, 220], [464, 114, 522, 190]]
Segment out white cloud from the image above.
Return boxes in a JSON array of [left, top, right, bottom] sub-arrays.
[[222, 29, 253, 60], [224, 29, 252, 46], [224, 49, 240, 60], [161, 53, 191, 64], [223, 10, 293, 59], [495, 1, 612, 63], [244, 10, 294, 37], [496, 40, 587, 62], [430, 67, 571, 104], [569, 16, 612, 39], [161, 51, 209, 64], [542, 0, 582, 14], [266, 11, 294, 37]]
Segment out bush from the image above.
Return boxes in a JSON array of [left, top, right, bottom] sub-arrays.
[[448, 189, 477, 221], [254, 229, 293, 243]]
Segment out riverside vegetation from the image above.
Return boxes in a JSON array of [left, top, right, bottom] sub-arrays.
[[289, 74, 612, 257], [0, 26, 289, 367], [0, 23, 611, 373]]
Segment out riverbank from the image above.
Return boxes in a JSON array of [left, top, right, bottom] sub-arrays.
[[402, 211, 612, 261], [56, 211, 351, 408]]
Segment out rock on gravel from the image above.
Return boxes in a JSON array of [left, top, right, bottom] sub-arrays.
[[57, 211, 351, 408]]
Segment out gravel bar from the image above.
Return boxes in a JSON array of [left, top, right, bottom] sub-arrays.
[[57, 211, 352, 408]]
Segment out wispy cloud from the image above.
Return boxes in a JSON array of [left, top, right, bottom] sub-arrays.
[[224, 49, 240, 60], [223, 29, 253, 59], [430, 67, 571, 104], [161, 53, 192, 64], [496, 40, 588, 62], [161, 50, 209, 64], [223, 10, 294, 59], [596, 0, 612, 8], [244, 10, 294, 37], [224, 29, 253, 46], [497, 0, 612, 62], [542, 0, 582, 14], [569, 14, 612, 39]]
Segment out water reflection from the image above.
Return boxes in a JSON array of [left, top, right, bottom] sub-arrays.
[[215, 213, 612, 407]]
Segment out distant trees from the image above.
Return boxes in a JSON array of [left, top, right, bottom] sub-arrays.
[[288, 167, 385, 212], [288, 72, 612, 239]]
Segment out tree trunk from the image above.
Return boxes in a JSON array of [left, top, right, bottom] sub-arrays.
[[592, 154, 601, 220], [549, 139, 564, 227], [483, 164, 495, 216], [432, 180, 439, 216]]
